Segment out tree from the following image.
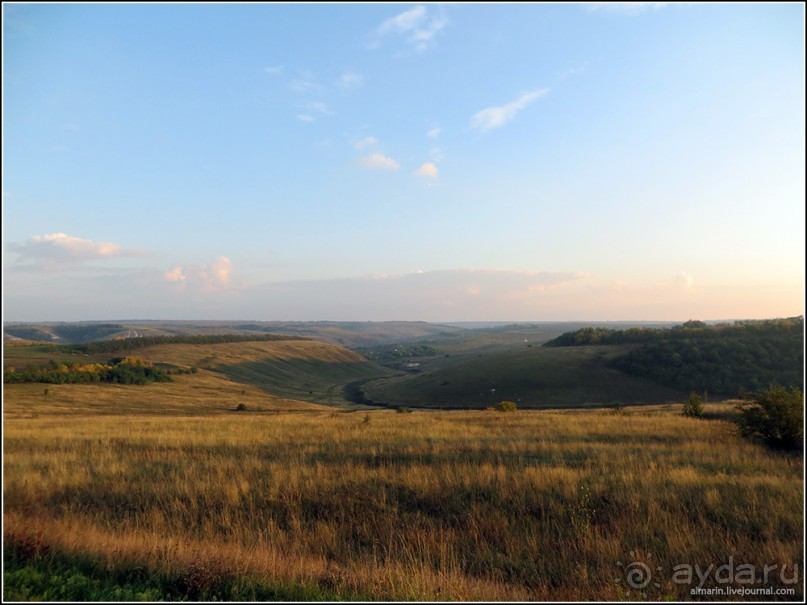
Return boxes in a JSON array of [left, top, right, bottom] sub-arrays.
[[737, 385, 803, 451]]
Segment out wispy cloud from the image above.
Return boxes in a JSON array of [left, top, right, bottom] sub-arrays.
[[559, 62, 589, 80], [359, 152, 400, 171], [250, 269, 585, 321], [7, 232, 146, 271], [430, 147, 445, 163], [305, 101, 332, 115], [288, 70, 322, 94], [426, 126, 442, 139], [413, 162, 439, 178], [296, 114, 315, 122], [337, 71, 364, 89], [353, 135, 378, 150], [471, 89, 549, 132], [585, 3, 669, 15], [366, 5, 448, 53], [263, 66, 283, 75]]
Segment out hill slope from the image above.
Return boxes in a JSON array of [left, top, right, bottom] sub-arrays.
[[3, 339, 392, 416], [135, 339, 393, 405], [362, 344, 685, 408]]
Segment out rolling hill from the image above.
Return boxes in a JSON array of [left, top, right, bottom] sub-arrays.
[[360, 344, 686, 408], [3, 338, 393, 417], [3, 320, 467, 348]]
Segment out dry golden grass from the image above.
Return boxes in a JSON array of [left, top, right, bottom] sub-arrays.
[[2, 339, 368, 418], [133, 339, 367, 368], [1, 371, 327, 418], [4, 404, 803, 600]]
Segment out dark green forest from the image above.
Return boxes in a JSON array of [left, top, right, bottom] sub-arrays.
[[545, 317, 804, 395]]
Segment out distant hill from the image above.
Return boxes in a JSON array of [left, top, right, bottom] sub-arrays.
[[3, 323, 131, 344], [3, 320, 466, 348]]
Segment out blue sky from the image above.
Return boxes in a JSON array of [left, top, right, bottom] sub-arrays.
[[3, 2, 804, 322]]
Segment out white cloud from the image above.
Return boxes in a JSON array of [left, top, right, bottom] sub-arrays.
[[413, 162, 439, 178], [367, 5, 448, 52], [471, 89, 549, 132], [163, 267, 187, 282], [263, 66, 283, 75], [36, 233, 120, 257], [163, 256, 235, 291], [296, 114, 315, 122], [426, 126, 442, 139], [377, 5, 427, 35], [586, 3, 669, 15], [359, 152, 400, 170], [337, 71, 364, 88], [7, 232, 145, 270], [353, 136, 378, 150], [209, 256, 233, 286]]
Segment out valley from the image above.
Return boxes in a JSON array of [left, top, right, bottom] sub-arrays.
[[2, 318, 803, 601]]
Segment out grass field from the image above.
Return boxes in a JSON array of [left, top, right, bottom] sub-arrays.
[[3, 403, 803, 601]]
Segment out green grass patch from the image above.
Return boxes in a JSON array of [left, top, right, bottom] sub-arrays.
[[3, 543, 363, 602], [215, 358, 392, 404]]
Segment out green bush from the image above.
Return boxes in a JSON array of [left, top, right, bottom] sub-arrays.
[[396, 406, 412, 414], [682, 392, 704, 418], [496, 400, 518, 412], [737, 385, 803, 451], [235, 403, 247, 412]]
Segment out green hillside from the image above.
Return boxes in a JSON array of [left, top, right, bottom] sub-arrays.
[[215, 357, 391, 405], [361, 344, 685, 408], [545, 317, 804, 395]]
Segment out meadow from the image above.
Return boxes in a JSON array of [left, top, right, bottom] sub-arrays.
[[4, 402, 803, 601]]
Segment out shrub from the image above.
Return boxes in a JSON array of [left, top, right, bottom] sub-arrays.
[[235, 403, 247, 412], [736, 385, 803, 451], [682, 392, 704, 418], [396, 406, 412, 414], [496, 400, 518, 412]]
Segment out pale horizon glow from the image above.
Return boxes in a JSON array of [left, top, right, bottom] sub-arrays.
[[3, 3, 804, 322]]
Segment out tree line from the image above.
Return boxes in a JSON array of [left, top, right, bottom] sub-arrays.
[[4, 357, 174, 385], [59, 333, 306, 355], [545, 317, 804, 395]]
